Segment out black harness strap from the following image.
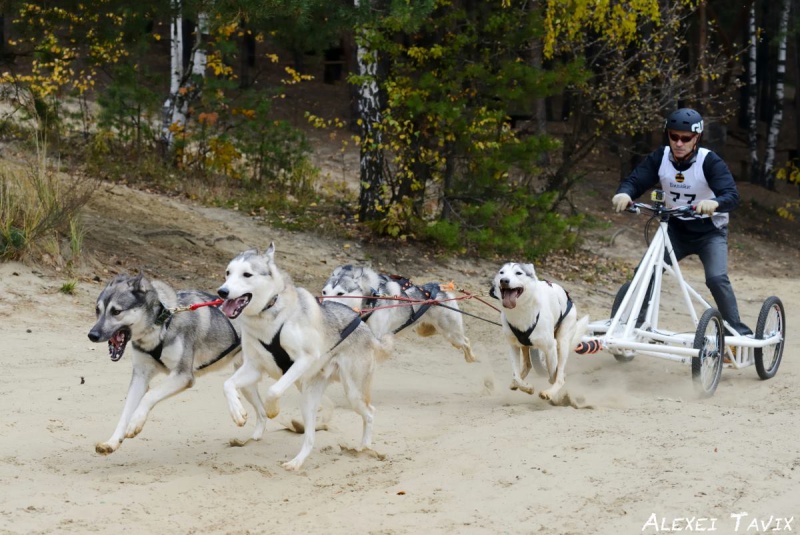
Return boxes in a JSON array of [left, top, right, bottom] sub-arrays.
[[195, 340, 240, 371], [133, 314, 173, 362], [259, 308, 364, 375], [258, 325, 294, 373], [554, 298, 573, 334], [360, 290, 381, 322], [364, 290, 380, 309], [133, 340, 165, 362], [329, 315, 363, 352], [196, 309, 242, 371], [507, 285, 574, 347], [260, 326, 294, 374], [509, 313, 540, 347], [393, 282, 440, 335]]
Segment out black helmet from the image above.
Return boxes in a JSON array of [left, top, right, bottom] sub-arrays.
[[664, 108, 703, 134]]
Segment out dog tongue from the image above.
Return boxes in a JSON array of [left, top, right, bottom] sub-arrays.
[[220, 296, 248, 318], [502, 289, 520, 309]]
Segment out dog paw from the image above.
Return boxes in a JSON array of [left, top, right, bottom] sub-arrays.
[[229, 437, 250, 447], [265, 397, 280, 419], [125, 420, 145, 439], [282, 459, 304, 471], [95, 442, 117, 455], [540, 388, 562, 401], [509, 380, 534, 395], [227, 400, 248, 426]]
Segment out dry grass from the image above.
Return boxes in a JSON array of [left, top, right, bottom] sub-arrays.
[[0, 140, 96, 267]]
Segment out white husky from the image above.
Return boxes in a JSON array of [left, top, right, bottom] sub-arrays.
[[217, 243, 390, 470], [491, 262, 589, 401], [321, 264, 477, 362]]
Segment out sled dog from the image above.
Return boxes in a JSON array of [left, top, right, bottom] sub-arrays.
[[321, 264, 477, 362], [491, 262, 589, 401], [88, 273, 253, 454], [217, 244, 390, 471]]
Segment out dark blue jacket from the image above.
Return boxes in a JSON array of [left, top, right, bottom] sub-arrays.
[[616, 146, 740, 213]]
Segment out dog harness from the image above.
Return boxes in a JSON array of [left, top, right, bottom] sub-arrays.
[[259, 304, 364, 374], [394, 279, 439, 334], [507, 283, 574, 347], [134, 302, 240, 370], [358, 276, 441, 331], [132, 308, 174, 363], [196, 313, 241, 371], [259, 326, 294, 374]]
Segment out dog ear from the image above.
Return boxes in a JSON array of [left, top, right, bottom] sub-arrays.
[[265, 242, 276, 263], [523, 263, 537, 280], [128, 272, 149, 295]]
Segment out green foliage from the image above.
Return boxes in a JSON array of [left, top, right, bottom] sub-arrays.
[[96, 62, 163, 152], [229, 96, 314, 192], [424, 189, 582, 257], [60, 280, 78, 295], [354, 0, 586, 258]]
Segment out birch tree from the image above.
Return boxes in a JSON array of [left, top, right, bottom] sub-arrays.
[[747, 0, 759, 184], [161, 2, 209, 153], [353, 0, 385, 222], [161, 0, 184, 150], [761, 0, 791, 190]]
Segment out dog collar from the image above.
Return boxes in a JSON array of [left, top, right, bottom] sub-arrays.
[[154, 302, 172, 326]]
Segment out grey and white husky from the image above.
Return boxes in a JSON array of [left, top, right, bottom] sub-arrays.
[[88, 273, 258, 454], [321, 264, 477, 362], [217, 243, 391, 471]]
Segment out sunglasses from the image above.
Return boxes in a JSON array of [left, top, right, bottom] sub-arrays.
[[668, 132, 697, 143]]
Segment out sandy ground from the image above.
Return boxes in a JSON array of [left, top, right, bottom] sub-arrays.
[[1, 181, 799, 535]]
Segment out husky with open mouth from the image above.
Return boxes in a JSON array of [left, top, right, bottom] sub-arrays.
[[491, 262, 589, 402], [88, 273, 250, 455], [217, 243, 391, 471]]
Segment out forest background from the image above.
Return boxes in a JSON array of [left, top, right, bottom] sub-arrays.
[[2, 3, 800, 533], [1, 0, 800, 266]]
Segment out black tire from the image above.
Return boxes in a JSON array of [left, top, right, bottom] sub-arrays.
[[691, 308, 724, 397], [611, 281, 634, 363], [611, 281, 631, 318], [754, 296, 785, 380]]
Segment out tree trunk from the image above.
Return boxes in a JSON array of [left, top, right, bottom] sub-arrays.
[[239, 20, 256, 89], [793, 18, 800, 194], [354, 0, 385, 222], [697, 2, 710, 96], [747, 0, 760, 184], [762, 0, 791, 190], [161, 5, 209, 157], [531, 37, 549, 167], [161, 0, 184, 152]]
